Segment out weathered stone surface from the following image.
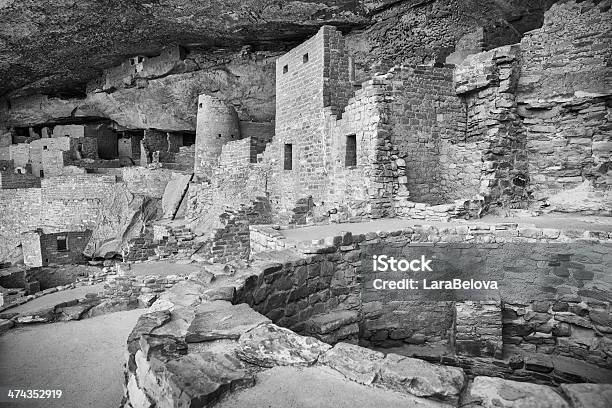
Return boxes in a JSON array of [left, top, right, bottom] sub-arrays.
[[150, 307, 196, 340], [127, 310, 172, 354], [161, 174, 192, 219], [0, 318, 15, 334], [137, 351, 255, 408], [200, 286, 235, 302], [464, 376, 569, 408], [376, 353, 465, 402], [149, 280, 206, 312], [137, 293, 158, 308], [185, 301, 270, 342], [524, 353, 553, 373], [57, 304, 94, 321], [86, 298, 137, 318], [237, 323, 331, 368], [305, 309, 359, 334], [16, 307, 55, 324], [127, 373, 153, 408], [188, 270, 215, 286], [561, 384, 612, 408], [319, 342, 385, 385]]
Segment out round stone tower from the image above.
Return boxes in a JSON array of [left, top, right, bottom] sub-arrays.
[[194, 94, 241, 177]]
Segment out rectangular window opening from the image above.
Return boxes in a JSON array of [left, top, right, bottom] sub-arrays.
[[345, 134, 357, 167], [284, 143, 293, 170], [283, 65, 288, 74], [303, 53, 309, 63], [57, 236, 67, 251]]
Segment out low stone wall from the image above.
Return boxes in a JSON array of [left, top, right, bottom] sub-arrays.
[[123, 275, 612, 408], [240, 223, 612, 368]]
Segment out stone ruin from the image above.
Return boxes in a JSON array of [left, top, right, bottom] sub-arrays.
[[0, 0, 611, 407]]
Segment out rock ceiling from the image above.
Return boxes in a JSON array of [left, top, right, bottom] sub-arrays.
[[0, 0, 556, 98]]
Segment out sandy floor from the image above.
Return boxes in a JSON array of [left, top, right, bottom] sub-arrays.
[[214, 365, 446, 408], [0, 309, 145, 408]]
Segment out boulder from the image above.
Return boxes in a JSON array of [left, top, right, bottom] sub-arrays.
[[185, 301, 270, 342], [464, 376, 569, 408], [127, 311, 172, 354], [319, 342, 385, 384], [149, 280, 206, 312], [57, 304, 95, 321], [561, 384, 612, 408], [376, 353, 465, 402], [161, 174, 192, 219], [237, 323, 331, 367]]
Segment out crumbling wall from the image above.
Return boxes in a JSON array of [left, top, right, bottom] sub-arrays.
[[219, 138, 252, 170], [324, 76, 394, 220], [455, 45, 528, 209], [0, 188, 42, 262], [0, 171, 40, 189], [516, 0, 611, 213], [388, 66, 476, 205], [39, 230, 92, 265]]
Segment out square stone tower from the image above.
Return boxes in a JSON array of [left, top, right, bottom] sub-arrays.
[[272, 25, 353, 205]]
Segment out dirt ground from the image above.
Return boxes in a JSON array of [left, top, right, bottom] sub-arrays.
[[0, 309, 145, 408]]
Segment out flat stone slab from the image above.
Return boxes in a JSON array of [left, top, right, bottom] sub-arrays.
[[16, 307, 55, 323], [561, 384, 612, 408], [319, 342, 385, 385], [127, 311, 172, 354], [237, 323, 331, 367], [185, 301, 270, 342], [149, 280, 207, 312], [163, 352, 255, 406], [464, 376, 569, 408], [376, 353, 465, 402], [306, 309, 359, 334], [57, 304, 94, 321], [151, 307, 196, 340]]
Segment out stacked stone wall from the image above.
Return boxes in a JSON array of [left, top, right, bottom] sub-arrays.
[[219, 138, 252, 169], [39, 230, 92, 265], [0, 171, 40, 189], [517, 0, 611, 213], [388, 66, 477, 205], [456, 45, 528, 209], [240, 224, 612, 367]]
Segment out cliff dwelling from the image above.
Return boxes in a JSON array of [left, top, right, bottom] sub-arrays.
[[0, 1, 611, 408]]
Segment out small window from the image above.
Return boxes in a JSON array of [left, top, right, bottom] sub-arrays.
[[218, 134, 222, 138], [138, 56, 144, 63], [39, 169, 44, 178], [345, 134, 357, 167], [283, 65, 288, 74], [199, 103, 202, 108], [57, 236, 67, 251], [130, 59, 135, 65], [284, 144, 293, 170], [230, 134, 234, 139], [43, 145, 48, 150], [303, 53, 309, 63]]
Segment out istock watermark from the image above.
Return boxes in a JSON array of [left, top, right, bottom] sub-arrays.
[[370, 254, 499, 291]]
